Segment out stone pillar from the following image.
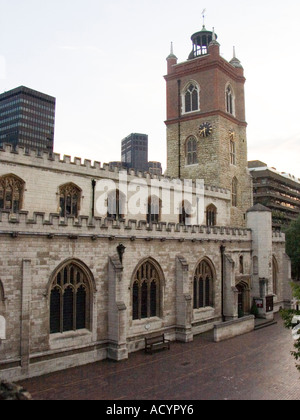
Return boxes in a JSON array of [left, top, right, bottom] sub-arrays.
[[107, 256, 128, 361], [247, 204, 274, 320], [21, 259, 31, 376], [175, 256, 193, 342], [223, 254, 239, 320]]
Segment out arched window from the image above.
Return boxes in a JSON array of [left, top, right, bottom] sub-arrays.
[[272, 256, 278, 296], [50, 262, 91, 334], [179, 200, 192, 225], [230, 140, 236, 165], [132, 259, 162, 320], [0, 174, 24, 213], [193, 259, 214, 309], [239, 256, 244, 274], [107, 189, 126, 220], [59, 183, 81, 218], [226, 85, 235, 115], [206, 204, 217, 227], [186, 137, 198, 165], [184, 83, 199, 113], [232, 177, 238, 207], [147, 196, 161, 224]]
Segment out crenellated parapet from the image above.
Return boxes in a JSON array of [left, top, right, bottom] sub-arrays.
[[0, 143, 230, 197], [0, 210, 251, 242]]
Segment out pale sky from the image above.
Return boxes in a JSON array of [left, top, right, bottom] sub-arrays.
[[0, 0, 300, 178]]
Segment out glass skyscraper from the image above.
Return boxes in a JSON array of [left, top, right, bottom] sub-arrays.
[[0, 86, 55, 153]]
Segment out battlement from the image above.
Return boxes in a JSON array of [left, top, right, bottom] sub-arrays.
[[0, 211, 251, 242], [0, 143, 230, 196]]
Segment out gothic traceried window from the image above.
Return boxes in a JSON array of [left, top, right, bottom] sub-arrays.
[[50, 262, 91, 334], [59, 183, 81, 218], [0, 174, 24, 213], [184, 83, 199, 113], [107, 189, 126, 220], [132, 260, 161, 320], [186, 137, 198, 165], [147, 196, 161, 224], [193, 259, 214, 309]]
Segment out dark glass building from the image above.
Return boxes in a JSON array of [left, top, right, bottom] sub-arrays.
[[121, 133, 148, 173], [0, 86, 55, 152]]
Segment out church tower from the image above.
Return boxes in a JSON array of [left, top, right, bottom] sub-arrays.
[[165, 27, 253, 227]]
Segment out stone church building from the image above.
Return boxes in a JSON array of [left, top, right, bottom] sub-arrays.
[[0, 27, 292, 381]]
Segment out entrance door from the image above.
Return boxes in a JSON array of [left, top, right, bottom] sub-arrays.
[[236, 284, 244, 317]]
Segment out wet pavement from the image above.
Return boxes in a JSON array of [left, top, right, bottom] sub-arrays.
[[20, 315, 300, 400]]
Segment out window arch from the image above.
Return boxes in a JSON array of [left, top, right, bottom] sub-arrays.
[[272, 256, 278, 296], [147, 196, 162, 224], [206, 204, 217, 227], [186, 136, 198, 166], [184, 82, 200, 113], [107, 189, 126, 220], [193, 259, 214, 309], [226, 85, 235, 115], [59, 183, 81, 218], [132, 259, 163, 320], [49, 261, 93, 334], [232, 177, 238, 207], [0, 174, 25, 213]]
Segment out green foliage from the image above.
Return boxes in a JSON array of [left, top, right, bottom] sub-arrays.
[[250, 301, 259, 318], [285, 216, 300, 280], [280, 282, 300, 373]]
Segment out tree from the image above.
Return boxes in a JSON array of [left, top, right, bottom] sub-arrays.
[[280, 283, 300, 372], [285, 216, 300, 281]]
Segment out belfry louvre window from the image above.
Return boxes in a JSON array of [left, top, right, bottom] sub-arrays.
[[0, 174, 24, 213], [59, 183, 81, 218], [50, 263, 90, 334], [132, 260, 161, 320], [185, 84, 199, 113], [193, 260, 214, 309], [186, 137, 198, 165]]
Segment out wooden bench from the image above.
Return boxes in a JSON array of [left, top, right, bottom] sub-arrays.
[[145, 334, 171, 354]]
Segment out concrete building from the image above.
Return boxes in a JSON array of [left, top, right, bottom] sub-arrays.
[[0, 86, 55, 153], [249, 161, 300, 229], [0, 26, 292, 382]]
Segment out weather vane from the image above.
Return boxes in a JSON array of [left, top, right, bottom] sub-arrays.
[[202, 9, 206, 27]]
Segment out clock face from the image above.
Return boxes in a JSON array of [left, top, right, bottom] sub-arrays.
[[199, 122, 213, 138]]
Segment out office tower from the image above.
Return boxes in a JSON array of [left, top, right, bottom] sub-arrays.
[[0, 86, 55, 152], [121, 133, 148, 172]]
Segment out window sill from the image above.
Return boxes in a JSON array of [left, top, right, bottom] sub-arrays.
[[49, 329, 93, 350], [185, 163, 198, 168]]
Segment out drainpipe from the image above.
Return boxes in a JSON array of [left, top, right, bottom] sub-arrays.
[[220, 245, 226, 322], [91, 179, 96, 219], [177, 79, 181, 179]]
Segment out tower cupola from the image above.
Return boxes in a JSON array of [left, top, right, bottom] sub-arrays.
[[188, 26, 218, 59]]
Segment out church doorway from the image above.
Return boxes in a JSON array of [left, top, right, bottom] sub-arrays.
[[236, 281, 250, 318]]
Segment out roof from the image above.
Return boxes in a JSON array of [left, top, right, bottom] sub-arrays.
[[247, 203, 272, 213]]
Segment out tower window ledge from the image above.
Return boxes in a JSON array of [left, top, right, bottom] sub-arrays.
[[185, 163, 199, 168]]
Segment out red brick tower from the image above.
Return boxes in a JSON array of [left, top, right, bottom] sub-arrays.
[[164, 27, 252, 226]]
